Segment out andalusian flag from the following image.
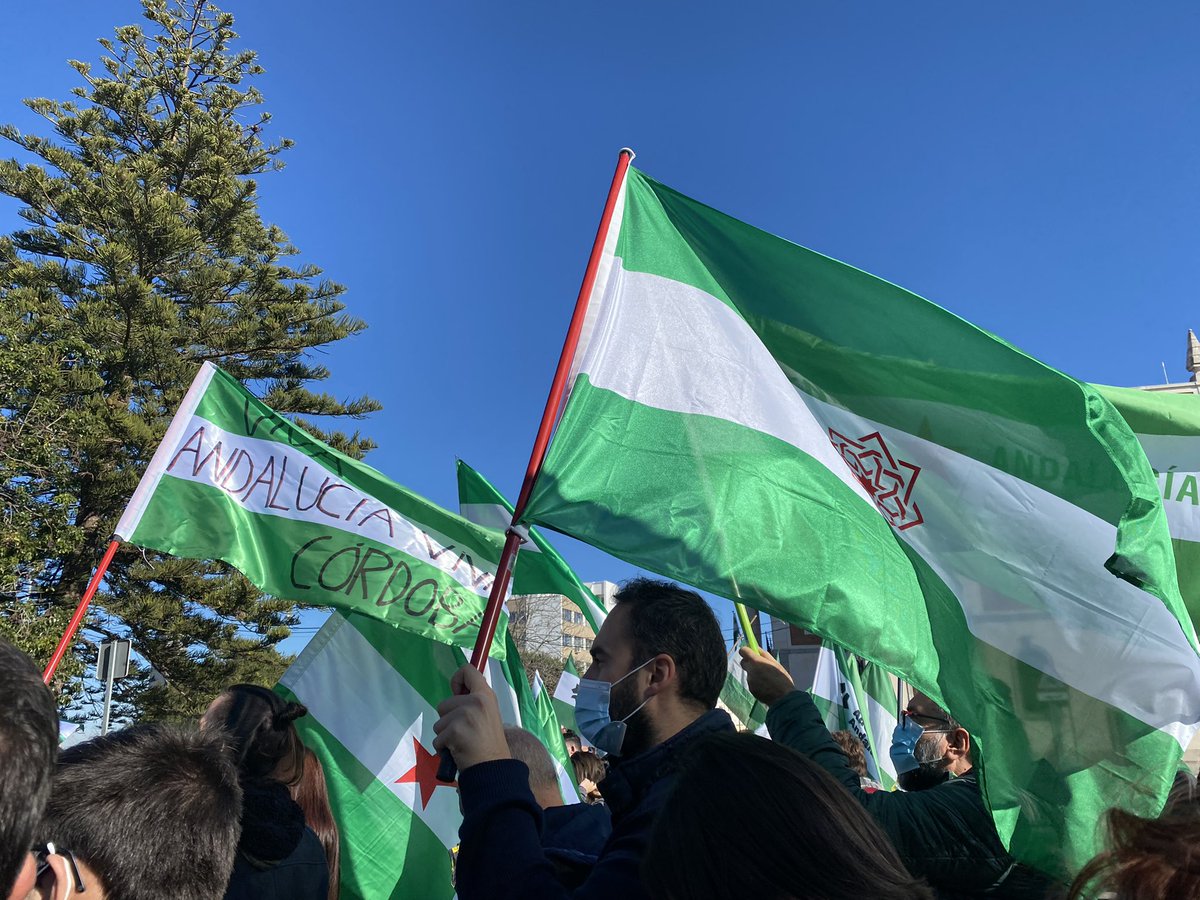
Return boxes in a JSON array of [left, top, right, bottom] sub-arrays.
[[457, 460, 606, 631], [525, 166, 1200, 874], [1098, 385, 1200, 631], [532, 671, 581, 803], [718, 649, 768, 735], [115, 363, 508, 655], [861, 660, 900, 790], [552, 654, 581, 734], [811, 640, 888, 787]]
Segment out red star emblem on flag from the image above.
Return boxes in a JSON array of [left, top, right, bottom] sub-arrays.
[[395, 737, 457, 809], [828, 428, 925, 530]]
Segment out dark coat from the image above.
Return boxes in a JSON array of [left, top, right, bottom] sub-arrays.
[[542, 802, 614, 889], [766, 691, 1057, 900], [223, 778, 329, 900], [455, 708, 735, 900]]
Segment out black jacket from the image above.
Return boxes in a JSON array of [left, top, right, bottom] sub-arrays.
[[455, 708, 735, 900], [223, 778, 329, 900], [542, 802, 614, 889], [767, 691, 1056, 900]]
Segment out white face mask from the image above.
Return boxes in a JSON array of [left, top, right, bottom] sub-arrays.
[[573, 658, 656, 758]]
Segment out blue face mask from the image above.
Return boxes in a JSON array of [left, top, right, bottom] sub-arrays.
[[574, 658, 655, 758], [889, 717, 925, 775]]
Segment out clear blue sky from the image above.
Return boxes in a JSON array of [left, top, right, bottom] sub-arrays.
[[3, 2, 1198, 658]]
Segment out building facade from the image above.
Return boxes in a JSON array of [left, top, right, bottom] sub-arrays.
[[507, 580, 616, 669]]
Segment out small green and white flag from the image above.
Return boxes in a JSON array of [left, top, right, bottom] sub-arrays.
[[718, 648, 768, 736], [861, 660, 900, 791], [811, 640, 887, 787], [533, 671, 582, 804], [1097, 385, 1200, 632], [457, 460, 607, 632], [524, 166, 1200, 874], [115, 363, 508, 655], [552, 653, 581, 735]]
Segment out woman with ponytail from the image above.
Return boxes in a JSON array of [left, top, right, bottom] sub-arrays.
[[201, 684, 330, 900]]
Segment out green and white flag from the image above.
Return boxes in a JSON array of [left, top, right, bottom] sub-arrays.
[[457, 460, 607, 631], [718, 648, 768, 736], [278, 612, 467, 899], [115, 363, 508, 655], [552, 653, 581, 735], [861, 660, 900, 791], [278, 612, 567, 898], [1098, 386, 1200, 632], [811, 640, 886, 787], [524, 166, 1200, 874], [533, 671, 582, 804]]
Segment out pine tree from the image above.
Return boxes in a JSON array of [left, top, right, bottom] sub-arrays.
[[0, 0, 380, 721]]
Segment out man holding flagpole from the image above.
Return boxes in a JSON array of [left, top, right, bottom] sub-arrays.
[[433, 578, 731, 900]]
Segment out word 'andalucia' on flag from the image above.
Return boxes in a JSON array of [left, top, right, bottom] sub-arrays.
[[1098, 384, 1200, 633], [523, 162, 1200, 876], [457, 459, 607, 632], [811, 639, 893, 790], [278, 611, 575, 899], [113, 362, 510, 656]]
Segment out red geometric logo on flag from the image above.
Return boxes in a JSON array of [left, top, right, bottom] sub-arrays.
[[396, 737, 457, 809], [828, 429, 924, 530]]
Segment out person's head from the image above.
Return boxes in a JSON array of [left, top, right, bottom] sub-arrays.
[[570, 750, 606, 802], [200, 684, 307, 786], [830, 730, 869, 779], [1067, 806, 1200, 899], [290, 748, 339, 900], [36, 725, 242, 900], [581, 578, 725, 759], [503, 727, 562, 810], [561, 730, 582, 755], [0, 638, 58, 900], [643, 732, 933, 900], [891, 691, 972, 792]]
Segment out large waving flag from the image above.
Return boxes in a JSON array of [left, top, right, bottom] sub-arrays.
[[811, 640, 890, 789], [457, 460, 606, 632], [524, 166, 1200, 874], [1098, 385, 1200, 631], [116, 363, 509, 655]]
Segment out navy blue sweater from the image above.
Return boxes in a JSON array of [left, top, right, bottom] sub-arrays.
[[455, 709, 734, 900]]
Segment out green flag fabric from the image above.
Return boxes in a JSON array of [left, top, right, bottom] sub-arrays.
[[115, 363, 508, 655], [811, 639, 888, 788], [861, 660, 900, 791], [1098, 385, 1200, 632], [718, 648, 768, 736], [278, 612, 572, 898], [552, 653, 581, 735], [457, 460, 607, 631], [524, 166, 1200, 874], [532, 671, 582, 803]]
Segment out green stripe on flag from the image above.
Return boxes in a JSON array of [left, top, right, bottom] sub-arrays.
[[115, 363, 508, 655], [526, 166, 1200, 876]]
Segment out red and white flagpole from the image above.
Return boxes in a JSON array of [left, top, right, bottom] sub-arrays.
[[42, 537, 121, 684], [439, 148, 634, 779]]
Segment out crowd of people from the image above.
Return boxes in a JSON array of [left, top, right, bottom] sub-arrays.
[[5, 577, 1200, 899]]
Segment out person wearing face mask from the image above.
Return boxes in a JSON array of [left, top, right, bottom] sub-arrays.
[[740, 648, 1058, 899], [433, 577, 732, 900]]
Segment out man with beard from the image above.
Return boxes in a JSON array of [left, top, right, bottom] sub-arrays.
[[740, 647, 1056, 899], [434, 578, 732, 900]]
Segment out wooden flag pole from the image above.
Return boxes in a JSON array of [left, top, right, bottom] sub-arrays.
[[438, 148, 635, 781], [42, 538, 121, 684]]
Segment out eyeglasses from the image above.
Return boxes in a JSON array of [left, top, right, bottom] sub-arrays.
[[34, 843, 86, 895], [901, 709, 953, 734]]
